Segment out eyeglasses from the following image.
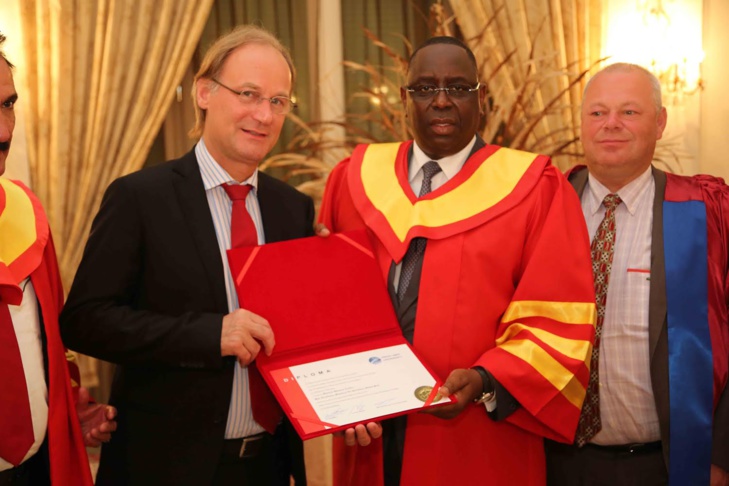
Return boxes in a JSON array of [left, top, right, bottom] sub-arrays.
[[212, 78, 297, 115], [404, 83, 481, 101]]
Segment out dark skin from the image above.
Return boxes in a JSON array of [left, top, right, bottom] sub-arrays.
[[0, 59, 117, 447], [342, 42, 490, 446], [399, 42, 487, 160]]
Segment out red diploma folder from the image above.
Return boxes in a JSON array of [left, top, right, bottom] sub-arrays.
[[227, 230, 452, 440]]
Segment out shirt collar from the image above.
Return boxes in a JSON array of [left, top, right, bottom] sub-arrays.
[[195, 139, 259, 191], [410, 136, 477, 183], [586, 166, 653, 216]]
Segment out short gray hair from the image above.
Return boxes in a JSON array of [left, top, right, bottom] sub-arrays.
[[584, 62, 662, 112]]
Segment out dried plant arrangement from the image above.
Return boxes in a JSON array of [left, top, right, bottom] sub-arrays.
[[262, 1, 680, 204]]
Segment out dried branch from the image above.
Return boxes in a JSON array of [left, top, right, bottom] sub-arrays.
[[262, 3, 615, 200]]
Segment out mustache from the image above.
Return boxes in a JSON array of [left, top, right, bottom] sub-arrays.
[[0, 141, 9, 152]]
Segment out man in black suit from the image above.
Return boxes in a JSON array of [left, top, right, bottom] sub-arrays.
[[60, 25, 313, 486], [546, 63, 729, 486]]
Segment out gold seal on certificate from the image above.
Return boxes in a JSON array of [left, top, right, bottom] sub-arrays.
[[414, 385, 439, 402]]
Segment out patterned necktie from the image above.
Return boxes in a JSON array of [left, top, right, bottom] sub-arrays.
[[0, 300, 35, 466], [575, 193, 622, 447], [222, 183, 282, 434], [397, 161, 443, 302]]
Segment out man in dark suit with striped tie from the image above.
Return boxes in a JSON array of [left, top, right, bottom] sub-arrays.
[[60, 25, 313, 485]]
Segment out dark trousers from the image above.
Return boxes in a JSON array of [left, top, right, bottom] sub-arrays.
[[213, 434, 275, 486], [545, 439, 667, 486], [382, 415, 407, 486], [273, 419, 307, 486], [213, 420, 306, 486], [0, 440, 50, 486]]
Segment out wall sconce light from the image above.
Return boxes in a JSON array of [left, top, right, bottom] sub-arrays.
[[367, 84, 398, 107], [652, 58, 703, 96], [603, 0, 704, 101], [639, 0, 704, 96]]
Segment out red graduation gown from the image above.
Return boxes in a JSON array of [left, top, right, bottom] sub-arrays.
[[664, 172, 729, 477], [664, 172, 729, 404], [0, 179, 92, 485], [319, 142, 596, 486]]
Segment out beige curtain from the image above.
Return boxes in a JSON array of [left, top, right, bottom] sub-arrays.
[[162, 67, 197, 160], [19, 0, 214, 385], [449, 0, 603, 169]]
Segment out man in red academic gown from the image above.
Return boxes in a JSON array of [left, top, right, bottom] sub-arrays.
[[0, 33, 116, 485], [319, 36, 597, 486], [546, 63, 729, 486]]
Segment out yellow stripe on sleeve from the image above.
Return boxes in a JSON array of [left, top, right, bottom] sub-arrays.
[[502, 300, 596, 326], [499, 339, 587, 408], [496, 323, 592, 362]]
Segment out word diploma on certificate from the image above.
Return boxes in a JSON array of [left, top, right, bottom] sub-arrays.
[[228, 231, 454, 439]]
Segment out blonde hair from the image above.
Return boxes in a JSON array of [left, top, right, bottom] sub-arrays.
[[0, 33, 13, 68], [189, 25, 295, 139]]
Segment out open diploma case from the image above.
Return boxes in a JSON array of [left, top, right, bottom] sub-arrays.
[[227, 230, 453, 440]]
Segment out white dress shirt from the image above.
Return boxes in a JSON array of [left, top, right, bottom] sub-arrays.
[[581, 167, 661, 445], [0, 279, 48, 471], [195, 140, 266, 438], [391, 136, 477, 291]]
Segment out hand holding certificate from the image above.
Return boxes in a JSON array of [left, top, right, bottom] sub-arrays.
[[273, 344, 445, 430], [227, 231, 454, 439]]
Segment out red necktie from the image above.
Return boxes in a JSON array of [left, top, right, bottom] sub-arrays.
[[222, 184, 256, 249], [0, 297, 35, 465], [575, 193, 622, 446], [222, 183, 282, 434]]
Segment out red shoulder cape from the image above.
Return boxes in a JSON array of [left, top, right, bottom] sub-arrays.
[[320, 144, 596, 486], [0, 179, 92, 485]]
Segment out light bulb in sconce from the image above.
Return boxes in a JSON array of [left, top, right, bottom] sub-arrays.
[[639, 0, 704, 96]]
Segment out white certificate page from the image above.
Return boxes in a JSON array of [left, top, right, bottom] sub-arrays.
[[271, 344, 450, 431]]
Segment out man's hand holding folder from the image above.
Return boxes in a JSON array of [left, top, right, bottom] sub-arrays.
[[226, 230, 454, 440]]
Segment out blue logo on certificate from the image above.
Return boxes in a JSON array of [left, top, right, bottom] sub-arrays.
[[368, 357, 381, 365]]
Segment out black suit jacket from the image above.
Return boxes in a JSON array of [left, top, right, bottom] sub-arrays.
[[60, 150, 314, 485], [568, 166, 729, 471]]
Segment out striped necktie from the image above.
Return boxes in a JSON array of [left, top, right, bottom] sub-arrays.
[[397, 161, 442, 301], [575, 193, 622, 446]]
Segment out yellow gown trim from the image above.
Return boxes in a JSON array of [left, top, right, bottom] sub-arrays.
[[359, 143, 539, 242]]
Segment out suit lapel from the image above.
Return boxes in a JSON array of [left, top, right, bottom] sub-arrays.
[[567, 167, 589, 197], [171, 152, 228, 313], [648, 167, 670, 462], [258, 172, 292, 244], [648, 167, 668, 358], [471, 135, 486, 154]]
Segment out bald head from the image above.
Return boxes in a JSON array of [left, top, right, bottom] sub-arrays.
[[580, 63, 667, 192], [584, 63, 663, 112]]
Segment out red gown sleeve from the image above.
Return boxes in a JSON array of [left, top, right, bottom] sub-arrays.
[[477, 166, 596, 442]]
